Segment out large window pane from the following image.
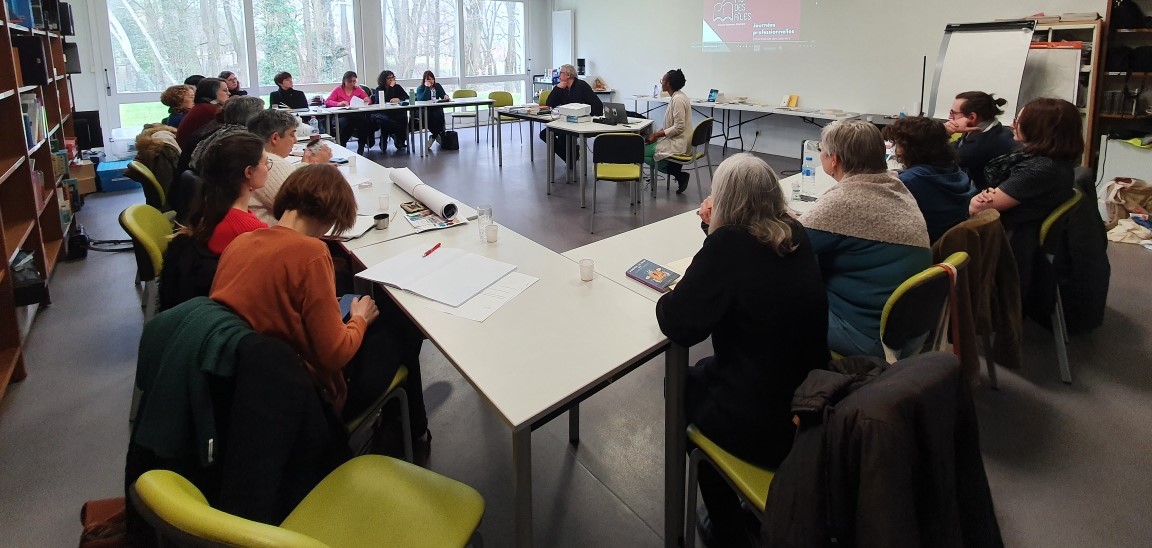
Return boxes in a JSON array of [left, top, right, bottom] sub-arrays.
[[384, 0, 459, 79], [254, 0, 357, 86], [108, 0, 248, 93], [468, 81, 525, 105], [463, 1, 523, 77]]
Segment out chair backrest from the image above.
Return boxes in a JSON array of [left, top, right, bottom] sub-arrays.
[[538, 89, 550, 106], [174, 170, 205, 225], [131, 469, 325, 547], [128, 160, 168, 211], [593, 133, 645, 165], [488, 91, 514, 108], [119, 204, 173, 282], [880, 262, 953, 361], [1040, 187, 1083, 253], [453, 89, 477, 99], [690, 118, 714, 148]]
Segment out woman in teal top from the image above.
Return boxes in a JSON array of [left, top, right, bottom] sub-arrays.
[[414, 70, 449, 149], [801, 120, 932, 358]]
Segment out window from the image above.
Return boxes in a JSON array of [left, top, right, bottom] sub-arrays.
[[107, 0, 248, 93], [383, 0, 459, 79], [253, 0, 357, 86], [462, 1, 523, 77], [468, 81, 525, 105]]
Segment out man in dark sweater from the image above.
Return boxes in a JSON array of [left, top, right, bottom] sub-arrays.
[[539, 64, 604, 162]]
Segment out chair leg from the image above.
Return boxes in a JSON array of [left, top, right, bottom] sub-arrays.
[[143, 280, 158, 322], [982, 334, 999, 390], [684, 448, 704, 548], [396, 388, 413, 462], [590, 179, 598, 233], [1053, 287, 1072, 384]]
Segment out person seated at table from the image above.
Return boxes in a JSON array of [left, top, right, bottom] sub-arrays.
[[176, 77, 229, 149], [160, 84, 194, 128], [218, 70, 248, 97], [414, 70, 449, 150], [658, 153, 829, 547], [183, 96, 266, 174], [326, 70, 375, 153], [371, 70, 410, 151], [160, 133, 269, 310], [969, 97, 1080, 299], [801, 120, 931, 358], [210, 164, 431, 457], [538, 64, 604, 162], [645, 69, 693, 194], [269, 71, 309, 110], [246, 109, 333, 225], [945, 91, 1018, 189], [883, 117, 975, 242]]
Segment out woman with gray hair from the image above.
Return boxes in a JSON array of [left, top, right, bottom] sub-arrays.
[[245, 109, 333, 225], [657, 153, 829, 546], [801, 120, 931, 358]]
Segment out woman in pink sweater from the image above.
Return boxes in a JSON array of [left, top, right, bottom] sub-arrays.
[[326, 71, 374, 152]]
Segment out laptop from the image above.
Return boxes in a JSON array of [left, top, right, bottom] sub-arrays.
[[599, 102, 630, 125]]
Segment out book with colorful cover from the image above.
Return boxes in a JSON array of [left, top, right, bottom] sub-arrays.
[[626, 259, 681, 293], [400, 201, 466, 232]]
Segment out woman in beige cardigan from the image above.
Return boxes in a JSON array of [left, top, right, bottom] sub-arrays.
[[645, 69, 693, 194]]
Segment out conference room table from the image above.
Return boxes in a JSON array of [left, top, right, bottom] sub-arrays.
[[491, 107, 556, 166], [348, 219, 687, 548], [545, 117, 654, 208], [295, 97, 495, 157], [632, 95, 860, 153]]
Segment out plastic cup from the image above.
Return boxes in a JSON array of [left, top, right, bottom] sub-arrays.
[[378, 194, 390, 213], [579, 259, 594, 281], [374, 213, 390, 230], [347, 155, 358, 174], [486, 223, 499, 243], [477, 204, 493, 241]]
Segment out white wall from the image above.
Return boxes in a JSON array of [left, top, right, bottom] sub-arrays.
[[67, 0, 101, 113], [553, 0, 1110, 158]]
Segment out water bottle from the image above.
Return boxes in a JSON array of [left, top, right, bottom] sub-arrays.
[[653, 84, 659, 97], [801, 141, 818, 199], [308, 116, 320, 136], [791, 174, 802, 202]]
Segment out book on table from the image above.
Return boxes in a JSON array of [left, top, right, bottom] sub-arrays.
[[356, 245, 516, 307], [626, 259, 681, 293]]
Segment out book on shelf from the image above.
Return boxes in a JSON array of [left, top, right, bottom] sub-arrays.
[[1059, 13, 1100, 22], [356, 245, 517, 307], [626, 259, 681, 293]]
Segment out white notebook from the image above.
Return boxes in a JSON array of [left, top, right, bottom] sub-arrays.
[[356, 246, 516, 307]]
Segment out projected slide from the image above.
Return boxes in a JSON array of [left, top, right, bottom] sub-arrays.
[[702, 0, 803, 51]]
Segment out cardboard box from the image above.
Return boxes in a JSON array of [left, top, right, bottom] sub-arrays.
[[75, 176, 96, 195], [557, 103, 591, 117], [71, 159, 94, 180]]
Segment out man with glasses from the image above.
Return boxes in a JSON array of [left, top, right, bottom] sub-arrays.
[[943, 91, 1017, 189], [539, 64, 604, 162]]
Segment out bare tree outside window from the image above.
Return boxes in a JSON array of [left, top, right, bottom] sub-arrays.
[[384, 0, 459, 79], [254, 0, 358, 86], [462, 0, 522, 78]]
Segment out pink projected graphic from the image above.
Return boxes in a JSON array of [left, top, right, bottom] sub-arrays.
[[704, 0, 803, 43]]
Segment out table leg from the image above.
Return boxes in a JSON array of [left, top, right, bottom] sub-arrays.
[[477, 105, 482, 144], [579, 135, 588, 208], [333, 112, 342, 144], [546, 128, 554, 195], [529, 121, 535, 163], [513, 427, 534, 548], [419, 106, 426, 158], [665, 342, 688, 548], [498, 109, 504, 167], [569, 404, 580, 446]]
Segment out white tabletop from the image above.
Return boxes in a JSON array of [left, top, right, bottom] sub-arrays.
[[350, 222, 668, 430], [545, 117, 653, 135], [633, 95, 860, 121]]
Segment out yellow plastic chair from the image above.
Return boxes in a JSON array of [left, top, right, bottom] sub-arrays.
[[647, 118, 714, 200], [590, 133, 645, 233], [131, 454, 486, 548], [127, 160, 170, 213], [118, 204, 174, 321], [448, 89, 478, 133], [1040, 188, 1083, 383], [537, 89, 550, 106], [488, 91, 522, 143], [878, 252, 969, 364], [344, 366, 413, 461], [684, 424, 774, 548]]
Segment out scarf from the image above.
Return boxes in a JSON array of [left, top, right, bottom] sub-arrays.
[[801, 172, 929, 248]]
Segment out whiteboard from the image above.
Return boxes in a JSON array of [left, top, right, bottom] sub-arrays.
[[928, 22, 1035, 120], [1018, 46, 1081, 107], [552, 10, 574, 69]]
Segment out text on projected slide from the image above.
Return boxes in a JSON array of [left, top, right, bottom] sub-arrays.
[[702, 0, 803, 50]]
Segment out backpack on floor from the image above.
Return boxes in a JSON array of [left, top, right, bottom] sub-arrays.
[[440, 130, 460, 150]]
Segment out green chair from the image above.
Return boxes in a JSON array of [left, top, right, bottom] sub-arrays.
[[131, 454, 486, 548], [647, 118, 713, 201], [590, 133, 645, 233], [1040, 188, 1083, 384], [449, 89, 478, 134], [127, 160, 170, 213], [878, 252, 969, 364], [684, 424, 774, 548], [344, 366, 413, 461], [488, 91, 522, 143], [537, 89, 550, 106], [119, 204, 174, 321]]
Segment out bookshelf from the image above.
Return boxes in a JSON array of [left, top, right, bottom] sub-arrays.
[[1034, 20, 1105, 166], [1096, 1, 1152, 163], [1, 0, 76, 398]]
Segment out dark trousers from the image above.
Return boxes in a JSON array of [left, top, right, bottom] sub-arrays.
[[424, 108, 446, 139], [372, 113, 408, 149], [338, 113, 373, 150], [539, 129, 577, 162]]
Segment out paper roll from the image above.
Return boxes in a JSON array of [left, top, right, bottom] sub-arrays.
[[390, 168, 459, 219]]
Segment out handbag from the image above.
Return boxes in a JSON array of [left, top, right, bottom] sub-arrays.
[[1104, 177, 1152, 228], [79, 497, 126, 548]]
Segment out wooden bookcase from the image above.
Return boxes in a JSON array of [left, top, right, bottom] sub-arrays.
[[1096, 0, 1152, 162], [1034, 20, 1105, 166], [1, 0, 76, 399]]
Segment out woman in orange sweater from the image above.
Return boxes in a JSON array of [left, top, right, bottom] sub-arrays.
[[210, 164, 429, 448]]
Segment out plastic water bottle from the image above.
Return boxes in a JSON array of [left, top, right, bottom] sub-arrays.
[[308, 116, 320, 136], [653, 84, 659, 97], [791, 174, 802, 202], [801, 141, 819, 199]]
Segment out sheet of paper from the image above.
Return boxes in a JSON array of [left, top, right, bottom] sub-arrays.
[[357, 246, 466, 290], [406, 252, 516, 307], [665, 256, 694, 289], [349, 95, 367, 107], [327, 215, 376, 240], [425, 272, 538, 322]]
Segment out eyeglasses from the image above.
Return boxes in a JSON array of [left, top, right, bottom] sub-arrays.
[[948, 109, 966, 119], [262, 156, 273, 169], [815, 142, 823, 152]]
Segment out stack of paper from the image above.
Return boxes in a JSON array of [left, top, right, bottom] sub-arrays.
[[356, 246, 516, 307]]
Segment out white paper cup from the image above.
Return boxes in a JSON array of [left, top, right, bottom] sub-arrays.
[[348, 155, 358, 173], [378, 194, 390, 212], [486, 223, 499, 243], [579, 259, 594, 281]]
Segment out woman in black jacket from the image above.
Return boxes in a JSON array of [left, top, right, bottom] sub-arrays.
[[269, 71, 309, 110], [656, 153, 829, 546], [371, 70, 410, 150]]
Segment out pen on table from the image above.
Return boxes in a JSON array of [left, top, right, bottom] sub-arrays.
[[423, 243, 442, 257]]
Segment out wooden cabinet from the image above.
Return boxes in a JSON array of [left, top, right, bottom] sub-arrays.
[[1035, 21, 1105, 166], [1, 0, 76, 398], [1096, 1, 1152, 165]]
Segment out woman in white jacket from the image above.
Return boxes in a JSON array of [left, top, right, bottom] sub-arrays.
[[646, 69, 694, 194]]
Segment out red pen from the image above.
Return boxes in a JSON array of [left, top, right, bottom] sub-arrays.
[[422, 243, 442, 257]]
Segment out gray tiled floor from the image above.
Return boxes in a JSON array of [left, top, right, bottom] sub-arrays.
[[1, 126, 1150, 546]]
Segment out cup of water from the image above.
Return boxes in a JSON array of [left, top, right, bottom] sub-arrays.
[[476, 204, 493, 241]]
